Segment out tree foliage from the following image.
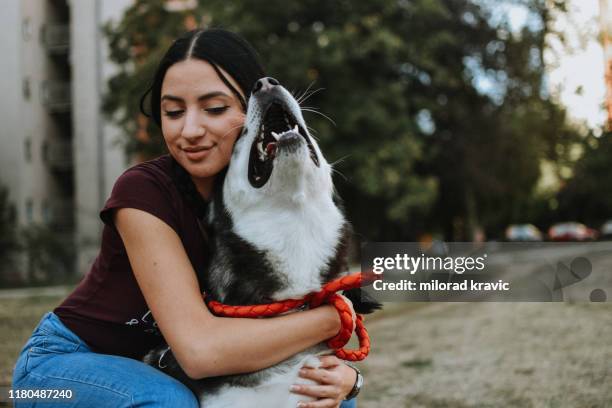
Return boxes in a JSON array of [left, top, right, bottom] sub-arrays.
[[557, 131, 612, 226], [104, 0, 587, 241]]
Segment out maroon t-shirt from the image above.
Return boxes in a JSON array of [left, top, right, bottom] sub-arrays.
[[54, 154, 210, 360]]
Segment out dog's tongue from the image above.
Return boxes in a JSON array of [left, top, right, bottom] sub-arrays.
[[266, 142, 277, 158]]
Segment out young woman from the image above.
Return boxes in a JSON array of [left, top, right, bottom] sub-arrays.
[[11, 29, 361, 407]]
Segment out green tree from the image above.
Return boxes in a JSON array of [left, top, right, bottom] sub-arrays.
[[104, 0, 584, 241], [556, 131, 612, 226], [104, 0, 438, 240], [419, 0, 586, 239]]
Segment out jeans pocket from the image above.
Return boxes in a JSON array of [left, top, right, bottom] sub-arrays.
[[24, 335, 80, 375], [34, 334, 80, 354], [23, 345, 51, 374]]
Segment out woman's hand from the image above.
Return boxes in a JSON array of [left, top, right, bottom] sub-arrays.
[[291, 355, 358, 408]]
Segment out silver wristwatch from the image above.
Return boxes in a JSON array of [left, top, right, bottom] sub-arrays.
[[344, 363, 363, 400]]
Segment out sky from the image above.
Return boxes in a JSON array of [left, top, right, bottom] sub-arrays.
[[475, 0, 606, 130], [545, 0, 607, 130]]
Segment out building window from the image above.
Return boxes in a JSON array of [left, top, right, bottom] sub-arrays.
[[26, 199, 34, 223], [24, 138, 32, 162], [22, 18, 32, 41], [22, 77, 31, 100]]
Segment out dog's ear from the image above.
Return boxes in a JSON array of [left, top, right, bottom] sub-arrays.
[[342, 288, 383, 314]]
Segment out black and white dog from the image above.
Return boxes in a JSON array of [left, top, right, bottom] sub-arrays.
[[145, 77, 380, 407]]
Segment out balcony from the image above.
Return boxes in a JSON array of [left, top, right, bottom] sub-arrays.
[[41, 80, 71, 112], [43, 139, 73, 171], [41, 24, 69, 54]]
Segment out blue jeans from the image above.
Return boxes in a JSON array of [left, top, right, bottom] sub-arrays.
[[12, 312, 357, 407]]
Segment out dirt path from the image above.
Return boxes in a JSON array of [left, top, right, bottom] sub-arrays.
[[359, 302, 612, 407]]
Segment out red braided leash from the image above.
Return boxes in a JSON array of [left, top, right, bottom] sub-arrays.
[[205, 272, 371, 361]]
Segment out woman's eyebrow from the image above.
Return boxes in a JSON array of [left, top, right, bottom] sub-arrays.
[[161, 91, 230, 103]]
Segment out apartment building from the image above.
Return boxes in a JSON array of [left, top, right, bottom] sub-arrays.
[[0, 0, 130, 280]]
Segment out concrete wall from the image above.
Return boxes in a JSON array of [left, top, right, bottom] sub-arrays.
[[0, 0, 24, 213], [0, 0, 133, 280], [71, 0, 131, 275]]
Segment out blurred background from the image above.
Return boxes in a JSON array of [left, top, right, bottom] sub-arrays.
[[0, 1, 611, 406], [1, 0, 612, 286]]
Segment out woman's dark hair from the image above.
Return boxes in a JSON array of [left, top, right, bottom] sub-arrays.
[[140, 28, 266, 218], [140, 28, 266, 126]]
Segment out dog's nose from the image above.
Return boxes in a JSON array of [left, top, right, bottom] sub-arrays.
[[252, 77, 280, 95]]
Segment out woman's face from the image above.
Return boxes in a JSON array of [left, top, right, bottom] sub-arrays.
[[161, 59, 245, 192]]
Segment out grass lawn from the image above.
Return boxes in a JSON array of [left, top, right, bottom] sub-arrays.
[[0, 295, 422, 386], [0, 295, 63, 386]]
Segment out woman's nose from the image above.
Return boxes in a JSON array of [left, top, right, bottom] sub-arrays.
[[182, 110, 206, 140]]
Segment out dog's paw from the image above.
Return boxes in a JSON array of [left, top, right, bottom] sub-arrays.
[[142, 344, 169, 367]]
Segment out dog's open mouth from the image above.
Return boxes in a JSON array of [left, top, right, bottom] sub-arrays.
[[248, 102, 319, 188]]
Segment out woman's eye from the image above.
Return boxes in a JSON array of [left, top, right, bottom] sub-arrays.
[[205, 106, 229, 114], [164, 110, 184, 118]]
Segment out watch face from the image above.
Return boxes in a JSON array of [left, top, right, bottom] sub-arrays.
[[345, 371, 363, 400], [356, 372, 364, 389]]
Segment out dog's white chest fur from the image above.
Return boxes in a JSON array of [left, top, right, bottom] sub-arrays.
[[195, 79, 349, 407], [202, 354, 325, 408], [231, 197, 345, 299]]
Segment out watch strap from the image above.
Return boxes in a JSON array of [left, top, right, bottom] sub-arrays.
[[344, 363, 363, 400]]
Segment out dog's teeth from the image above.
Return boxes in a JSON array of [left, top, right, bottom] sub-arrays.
[[271, 131, 280, 140], [257, 141, 266, 161], [293, 125, 299, 133]]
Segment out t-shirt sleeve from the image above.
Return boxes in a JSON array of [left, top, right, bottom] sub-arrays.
[[100, 167, 180, 234]]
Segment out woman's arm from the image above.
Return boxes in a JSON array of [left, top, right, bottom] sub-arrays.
[[115, 207, 343, 380]]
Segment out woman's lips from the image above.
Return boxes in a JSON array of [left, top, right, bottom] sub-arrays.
[[183, 146, 213, 161]]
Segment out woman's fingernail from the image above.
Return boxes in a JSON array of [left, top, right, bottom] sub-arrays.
[[297, 403, 305, 408], [290, 385, 300, 392]]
